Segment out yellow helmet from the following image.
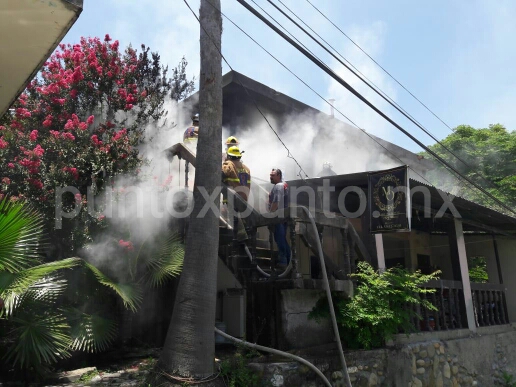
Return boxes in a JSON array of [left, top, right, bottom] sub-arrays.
[[227, 146, 243, 158], [225, 136, 239, 145]]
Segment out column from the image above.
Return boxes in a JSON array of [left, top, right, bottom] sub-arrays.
[[375, 233, 386, 273], [454, 218, 476, 332]]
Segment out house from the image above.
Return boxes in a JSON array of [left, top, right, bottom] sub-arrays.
[[169, 70, 516, 351]]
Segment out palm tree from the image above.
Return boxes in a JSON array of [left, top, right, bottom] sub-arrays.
[[0, 198, 183, 379], [158, 0, 223, 379]]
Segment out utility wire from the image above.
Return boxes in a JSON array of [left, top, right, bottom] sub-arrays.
[[266, 0, 516, 209], [304, 0, 455, 133], [236, 0, 516, 219], [197, 0, 445, 193], [182, 0, 309, 180]]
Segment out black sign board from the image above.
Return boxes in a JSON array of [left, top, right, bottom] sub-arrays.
[[368, 166, 410, 233]]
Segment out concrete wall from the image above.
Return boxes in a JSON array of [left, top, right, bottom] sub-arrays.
[[249, 325, 516, 386], [280, 289, 334, 349]]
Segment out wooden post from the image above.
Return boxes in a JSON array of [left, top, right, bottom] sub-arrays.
[[454, 219, 476, 332]]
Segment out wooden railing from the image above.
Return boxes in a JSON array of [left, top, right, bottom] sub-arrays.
[[470, 283, 509, 327], [407, 280, 509, 332]]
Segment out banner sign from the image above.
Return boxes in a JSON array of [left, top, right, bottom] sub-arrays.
[[368, 166, 410, 233]]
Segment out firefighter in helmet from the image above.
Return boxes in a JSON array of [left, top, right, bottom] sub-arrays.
[[222, 145, 251, 241], [183, 113, 199, 144], [222, 136, 240, 162]]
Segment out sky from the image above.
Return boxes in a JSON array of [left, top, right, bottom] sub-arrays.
[[61, 0, 516, 177]]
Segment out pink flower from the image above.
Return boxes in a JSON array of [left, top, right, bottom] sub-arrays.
[[15, 108, 31, 118], [0, 126, 5, 131], [70, 89, 78, 98], [7, 163, 14, 169], [62, 132, 75, 141], [29, 130, 38, 141], [72, 66, 84, 83], [64, 120, 75, 130], [104, 34, 112, 42], [98, 214, 105, 221], [86, 115, 94, 125], [63, 167, 79, 181], [74, 193, 82, 202], [33, 145, 44, 157], [91, 134, 102, 145], [27, 178, 43, 190], [112, 128, 127, 141], [2, 177, 11, 185], [50, 130, 60, 138], [118, 239, 134, 252], [0, 137, 7, 149]]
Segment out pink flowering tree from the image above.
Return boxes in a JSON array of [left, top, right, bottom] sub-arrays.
[[0, 35, 194, 256]]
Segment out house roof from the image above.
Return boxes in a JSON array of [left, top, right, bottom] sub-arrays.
[[0, 0, 83, 117], [287, 170, 516, 236], [183, 70, 436, 176]]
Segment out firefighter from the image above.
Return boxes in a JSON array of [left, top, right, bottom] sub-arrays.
[[222, 136, 240, 162], [183, 113, 199, 145], [269, 168, 291, 268], [222, 146, 251, 241]]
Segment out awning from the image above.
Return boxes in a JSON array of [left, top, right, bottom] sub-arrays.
[[0, 0, 83, 117]]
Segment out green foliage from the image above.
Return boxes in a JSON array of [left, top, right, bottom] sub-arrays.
[[0, 198, 147, 377], [501, 371, 516, 387], [0, 198, 45, 272], [0, 35, 195, 256], [309, 262, 440, 349], [468, 256, 488, 283], [423, 124, 516, 213], [219, 352, 263, 387], [76, 369, 100, 383], [138, 233, 184, 288]]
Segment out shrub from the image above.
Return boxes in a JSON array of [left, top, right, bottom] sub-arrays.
[[309, 261, 440, 349]]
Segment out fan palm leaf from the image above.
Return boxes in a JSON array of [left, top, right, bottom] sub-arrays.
[[67, 309, 118, 353], [83, 262, 142, 312], [0, 199, 45, 272], [0, 257, 80, 296], [1, 274, 68, 318], [144, 233, 184, 287], [4, 311, 72, 370]]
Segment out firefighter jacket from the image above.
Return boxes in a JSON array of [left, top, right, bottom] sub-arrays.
[[183, 124, 199, 142], [222, 159, 251, 202]]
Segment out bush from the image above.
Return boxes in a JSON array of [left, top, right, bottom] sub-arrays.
[[309, 262, 440, 349]]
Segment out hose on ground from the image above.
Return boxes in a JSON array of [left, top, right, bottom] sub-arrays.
[[214, 327, 331, 387]]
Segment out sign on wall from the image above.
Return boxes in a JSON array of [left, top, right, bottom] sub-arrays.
[[368, 166, 411, 233]]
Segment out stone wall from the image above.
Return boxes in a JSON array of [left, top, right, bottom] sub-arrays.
[[248, 325, 516, 386]]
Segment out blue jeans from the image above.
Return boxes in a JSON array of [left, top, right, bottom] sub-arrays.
[[274, 222, 291, 265]]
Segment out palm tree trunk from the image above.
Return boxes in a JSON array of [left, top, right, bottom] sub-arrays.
[[158, 0, 222, 378]]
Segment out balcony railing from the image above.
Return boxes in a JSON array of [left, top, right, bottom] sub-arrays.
[[470, 283, 509, 327], [406, 280, 508, 332]]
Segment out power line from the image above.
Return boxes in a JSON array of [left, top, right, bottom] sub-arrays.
[[235, 0, 516, 219], [197, 0, 496, 211], [266, 0, 516, 210], [182, 0, 309, 180], [304, 0, 455, 133], [193, 0, 442, 192]]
